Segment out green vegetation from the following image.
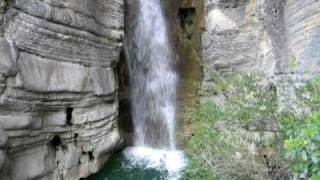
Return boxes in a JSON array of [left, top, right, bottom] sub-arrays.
[[282, 76, 320, 180], [283, 112, 320, 180], [288, 53, 299, 71], [183, 72, 320, 180]]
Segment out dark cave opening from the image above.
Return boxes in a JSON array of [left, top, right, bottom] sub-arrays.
[[74, 133, 78, 145]]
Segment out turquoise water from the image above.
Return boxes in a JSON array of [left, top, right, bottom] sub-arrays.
[[85, 153, 170, 180]]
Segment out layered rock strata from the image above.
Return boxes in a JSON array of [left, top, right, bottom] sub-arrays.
[[287, 0, 320, 74], [202, 0, 320, 112], [202, 0, 320, 76], [202, 0, 287, 77], [0, 0, 124, 179]]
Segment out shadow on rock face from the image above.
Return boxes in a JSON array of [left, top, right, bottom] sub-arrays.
[[117, 49, 133, 146]]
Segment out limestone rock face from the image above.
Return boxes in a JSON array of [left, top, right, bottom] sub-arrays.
[[202, 0, 287, 77], [0, 0, 124, 179], [201, 0, 320, 111], [287, 0, 320, 73], [202, 0, 320, 77]]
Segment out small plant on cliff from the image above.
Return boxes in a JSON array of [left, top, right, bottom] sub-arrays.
[[288, 53, 299, 72]]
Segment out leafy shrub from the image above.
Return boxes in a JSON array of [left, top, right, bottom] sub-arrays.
[[282, 75, 320, 180], [283, 112, 320, 180], [184, 72, 320, 179], [183, 72, 284, 180]]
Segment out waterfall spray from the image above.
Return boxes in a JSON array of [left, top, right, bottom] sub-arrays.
[[125, 0, 177, 149], [123, 0, 187, 179]]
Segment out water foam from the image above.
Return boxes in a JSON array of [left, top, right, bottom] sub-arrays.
[[123, 147, 187, 180]]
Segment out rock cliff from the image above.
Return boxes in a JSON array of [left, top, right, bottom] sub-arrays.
[[202, 0, 320, 78], [287, 0, 320, 74], [0, 0, 319, 179], [0, 0, 124, 179], [202, 0, 320, 110], [202, 0, 286, 76]]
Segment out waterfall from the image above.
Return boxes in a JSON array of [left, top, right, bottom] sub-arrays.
[[123, 0, 186, 179], [125, 0, 177, 149]]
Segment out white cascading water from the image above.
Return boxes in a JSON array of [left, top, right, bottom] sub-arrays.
[[123, 0, 186, 179]]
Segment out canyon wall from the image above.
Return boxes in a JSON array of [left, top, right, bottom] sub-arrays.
[[0, 0, 124, 179], [202, 0, 320, 109], [0, 0, 319, 179], [202, 0, 320, 79], [202, 0, 287, 77], [287, 0, 320, 74]]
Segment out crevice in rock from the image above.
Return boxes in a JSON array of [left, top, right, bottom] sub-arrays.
[[3, 0, 12, 13], [88, 151, 94, 161], [178, 7, 196, 39], [273, 8, 278, 18], [74, 133, 78, 145], [81, 151, 95, 162], [66, 107, 73, 126], [50, 135, 62, 150], [117, 49, 133, 146], [50, 135, 68, 156]]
